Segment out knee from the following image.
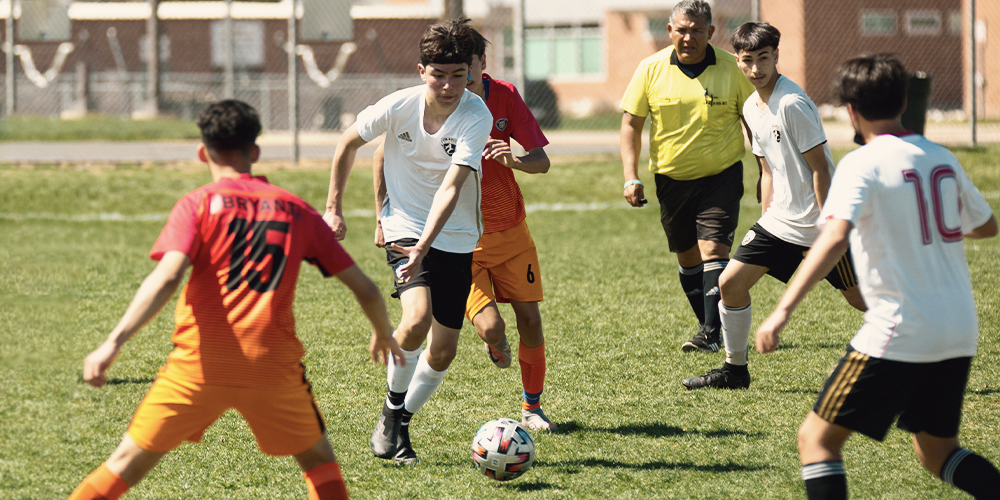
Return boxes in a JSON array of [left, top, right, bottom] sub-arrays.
[[719, 274, 747, 306], [426, 343, 457, 368], [477, 317, 507, 346], [399, 311, 433, 337]]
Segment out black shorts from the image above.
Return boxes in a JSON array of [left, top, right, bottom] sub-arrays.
[[655, 161, 743, 253], [813, 346, 972, 441], [732, 223, 858, 290], [386, 238, 473, 330]]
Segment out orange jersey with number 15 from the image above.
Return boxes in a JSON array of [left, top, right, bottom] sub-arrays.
[[150, 174, 354, 388]]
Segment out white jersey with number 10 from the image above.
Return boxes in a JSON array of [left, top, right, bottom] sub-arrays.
[[820, 133, 993, 362]]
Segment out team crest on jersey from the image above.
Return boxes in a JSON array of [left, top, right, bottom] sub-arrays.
[[441, 137, 457, 156], [495, 118, 508, 131], [772, 125, 781, 143], [742, 230, 756, 246]]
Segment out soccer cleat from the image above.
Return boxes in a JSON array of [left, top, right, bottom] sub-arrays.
[[393, 424, 419, 465], [681, 326, 722, 353], [682, 367, 751, 390], [485, 337, 513, 369], [370, 402, 401, 459], [521, 407, 557, 431]]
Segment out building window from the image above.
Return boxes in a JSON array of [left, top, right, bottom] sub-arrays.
[[861, 10, 896, 36], [948, 10, 962, 36], [905, 10, 942, 36], [525, 25, 603, 80]]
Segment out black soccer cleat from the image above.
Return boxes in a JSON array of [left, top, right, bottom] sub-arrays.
[[393, 423, 419, 465], [681, 326, 722, 353], [682, 367, 751, 390], [371, 402, 401, 459]]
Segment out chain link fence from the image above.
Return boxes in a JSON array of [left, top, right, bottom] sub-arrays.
[[0, 0, 996, 147]]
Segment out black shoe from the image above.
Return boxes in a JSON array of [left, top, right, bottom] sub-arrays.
[[681, 326, 722, 353], [682, 366, 751, 390], [393, 423, 419, 465], [371, 402, 401, 459]]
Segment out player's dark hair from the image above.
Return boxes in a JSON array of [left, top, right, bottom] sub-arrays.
[[671, 0, 712, 27], [835, 53, 909, 121], [196, 99, 261, 153], [448, 17, 490, 57], [419, 18, 477, 67], [730, 22, 780, 53]]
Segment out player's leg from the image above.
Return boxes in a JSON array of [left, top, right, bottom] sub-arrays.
[[682, 259, 766, 390], [467, 258, 511, 369], [824, 247, 867, 312], [69, 435, 166, 500], [798, 411, 853, 500], [294, 437, 348, 500], [899, 356, 1000, 499], [508, 300, 554, 430]]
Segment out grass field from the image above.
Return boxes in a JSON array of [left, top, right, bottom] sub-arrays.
[[0, 116, 201, 142], [2, 147, 1000, 499]]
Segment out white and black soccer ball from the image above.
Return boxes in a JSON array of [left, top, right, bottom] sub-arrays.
[[471, 417, 535, 481]]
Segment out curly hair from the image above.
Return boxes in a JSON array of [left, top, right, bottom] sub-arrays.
[[196, 99, 262, 153]]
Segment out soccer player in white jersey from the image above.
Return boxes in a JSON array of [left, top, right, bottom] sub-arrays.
[[683, 22, 866, 390], [324, 21, 492, 465], [756, 54, 1000, 500]]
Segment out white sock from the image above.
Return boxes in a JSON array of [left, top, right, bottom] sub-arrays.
[[403, 352, 448, 415], [386, 344, 423, 406], [721, 303, 752, 366]]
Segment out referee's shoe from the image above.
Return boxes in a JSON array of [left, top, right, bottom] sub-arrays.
[[681, 325, 722, 352]]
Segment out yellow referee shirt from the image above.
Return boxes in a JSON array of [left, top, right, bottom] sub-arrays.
[[621, 45, 754, 181]]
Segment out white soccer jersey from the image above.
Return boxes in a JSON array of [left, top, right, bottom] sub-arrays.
[[821, 133, 993, 362], [744, 76, 834, 246], [356, 85, 492, 253]]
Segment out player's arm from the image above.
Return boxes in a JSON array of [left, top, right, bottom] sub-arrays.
[[484, 141, 550, 174], [392, 163, 473, 281], [373, 143, 387, 248], [83, 251, 191, 388], [966, 214, 999, 239], [759, 155, 773, 217], [324, 124, 368, 240], [741, 116, 763, 204], [755, 219, 852, 353], [620, 112, 647, 207], [333, 264, 404, 366], [801, 142, 833, 208]]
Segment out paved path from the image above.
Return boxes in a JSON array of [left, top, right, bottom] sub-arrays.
[[1, 123, 996, 163]]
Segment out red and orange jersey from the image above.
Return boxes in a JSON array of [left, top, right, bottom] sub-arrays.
[[480, 74, 549, 234], [150, 174, 354, 388]]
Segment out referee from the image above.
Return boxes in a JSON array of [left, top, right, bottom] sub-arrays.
[[620, 0, 754, 352]]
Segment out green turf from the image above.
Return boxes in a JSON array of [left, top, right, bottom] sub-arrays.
[[2, 147, 999, 499], [0, 116, 201, 142]]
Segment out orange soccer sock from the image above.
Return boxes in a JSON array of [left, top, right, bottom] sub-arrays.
[[68, 463, 129, 500], [304, 462, 349, 500], [518, 341, 547, 410]]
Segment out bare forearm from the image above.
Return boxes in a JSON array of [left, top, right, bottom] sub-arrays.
[[813, 169, 831, 209], [620, 113, 643, 181], [416, 183, 462, 250], [966, 214, 999, 239], [373, 146, 387, 216], [761, 171, 773, 217], [509, 147, 550, 174], [107, 268, 183, 347]]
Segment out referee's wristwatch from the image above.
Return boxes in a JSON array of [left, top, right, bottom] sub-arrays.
[[623, 179, 644, 190]]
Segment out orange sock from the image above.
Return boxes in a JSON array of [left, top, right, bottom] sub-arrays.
[[68, 463, 129, 500], [518, 341, 546, 410], [303, 462, 348, 500]]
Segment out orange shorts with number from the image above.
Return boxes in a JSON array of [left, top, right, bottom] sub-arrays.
[[127, 369, 326, 456], [466, 219, 543, 321]]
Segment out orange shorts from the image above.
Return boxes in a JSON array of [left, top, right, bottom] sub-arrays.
[[466, 219, 543, 320], [127, 372, 326, 456]]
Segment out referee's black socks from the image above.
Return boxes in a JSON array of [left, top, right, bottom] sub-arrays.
[[678, 264, 705, 326], [702, 259, 728, 335]]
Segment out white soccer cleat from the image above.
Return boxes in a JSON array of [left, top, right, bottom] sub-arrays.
[[486, 337, 513, 369], [521, 407, 556, 431]]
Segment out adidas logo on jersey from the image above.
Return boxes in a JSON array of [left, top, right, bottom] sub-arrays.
[[397, 132, 412, 142]]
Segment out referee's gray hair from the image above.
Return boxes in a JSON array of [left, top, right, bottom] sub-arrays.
[[671, 0, 713, 27]]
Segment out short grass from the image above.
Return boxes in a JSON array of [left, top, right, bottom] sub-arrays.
[[2, 146, 1000, 499], [0, 116, 201, 142]]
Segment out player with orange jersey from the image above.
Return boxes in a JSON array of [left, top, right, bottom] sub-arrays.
[[68, 100, 402, 500]]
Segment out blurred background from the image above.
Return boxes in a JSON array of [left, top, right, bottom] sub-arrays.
[[0, 0, 996, 149]]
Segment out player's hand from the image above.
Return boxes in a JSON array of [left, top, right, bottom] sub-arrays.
[[755, 310, 789, 353], [624, 183, 647, 207], [370, 332, 405, 367], [323, 210, 347, 240], [83, 340, 121, 388], [374, 221, 385, 248], [390, 242, 427, 283], [484, 139, 515, 168]]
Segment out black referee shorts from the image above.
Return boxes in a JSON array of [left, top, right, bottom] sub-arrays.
[[655, 161, 743, 253]]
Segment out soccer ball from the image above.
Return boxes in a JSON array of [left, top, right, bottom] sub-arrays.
[[471, 417, 535, 481]]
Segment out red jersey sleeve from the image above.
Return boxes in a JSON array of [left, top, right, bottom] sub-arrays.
[[302, 207, 355, 277], [150, 193, 202, 261], [507, 84, 549, 151]]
